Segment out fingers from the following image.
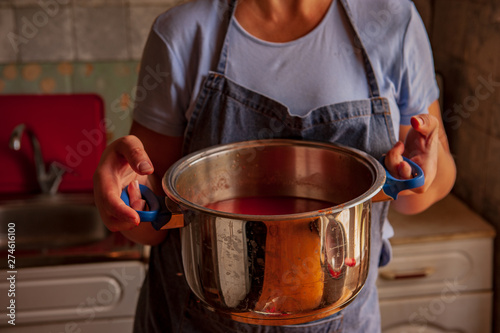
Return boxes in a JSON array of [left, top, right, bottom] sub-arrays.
[[128, 180, 146, 211], [387, 114, 441, 194], [385, 141, 412, 179], [410, 114, 439, 141], [115, 135, 154, 176], [402, 115, 439, 163], [93, 135, 153, 232], [94, 181, 140, 232], [397, 160, 413, 179], [384, 141, 403, 176]]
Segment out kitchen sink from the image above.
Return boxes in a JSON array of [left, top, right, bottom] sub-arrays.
[[0, 194, 109, 251]]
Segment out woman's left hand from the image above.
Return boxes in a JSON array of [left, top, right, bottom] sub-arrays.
[[385, 100, 456, 214], [384, 114, 440, 193]]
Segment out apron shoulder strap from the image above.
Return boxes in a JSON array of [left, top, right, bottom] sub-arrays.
[[215, 0, 238, 74], [339, 0, 381, 98]]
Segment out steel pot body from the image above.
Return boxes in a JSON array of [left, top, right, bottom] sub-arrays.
[[179, 199, 370, 325], [166, 139, 389, 325], [124, 139, 423, 325]]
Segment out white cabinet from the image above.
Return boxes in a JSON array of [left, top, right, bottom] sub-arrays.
[[0, 261, 146, 332], [380, 292, 492, 333], [378, 195, 495, 333]]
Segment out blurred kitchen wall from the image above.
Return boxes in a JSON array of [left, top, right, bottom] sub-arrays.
[[0, 0, 180, 140], [419, 0, 500, 330]]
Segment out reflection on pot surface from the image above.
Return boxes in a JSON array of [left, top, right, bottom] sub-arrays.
[[181, 203, 370, 325]]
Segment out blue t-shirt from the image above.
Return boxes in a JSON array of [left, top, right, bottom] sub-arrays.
[[226, 0, 370, 116], [133, 0, 438, 141]]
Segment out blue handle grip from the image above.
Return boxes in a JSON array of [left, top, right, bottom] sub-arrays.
[[120, 184, 171, 230], [381, 156, 425, 200]]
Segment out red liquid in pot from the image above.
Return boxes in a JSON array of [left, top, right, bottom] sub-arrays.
[[205, 196, 335, 215]]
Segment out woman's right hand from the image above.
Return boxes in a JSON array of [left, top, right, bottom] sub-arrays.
[[93, 135, 154, 232]]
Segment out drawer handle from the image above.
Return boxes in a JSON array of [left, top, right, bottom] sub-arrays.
[[379, 267, 434, 280]]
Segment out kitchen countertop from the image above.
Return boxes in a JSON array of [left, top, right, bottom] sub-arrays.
[[388, 194, 496, 245]]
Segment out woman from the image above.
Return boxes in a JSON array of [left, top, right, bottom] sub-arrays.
[[93, 0, 456, 331]]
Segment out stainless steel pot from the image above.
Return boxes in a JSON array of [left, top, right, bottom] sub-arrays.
[[121, 139, 423, 325]]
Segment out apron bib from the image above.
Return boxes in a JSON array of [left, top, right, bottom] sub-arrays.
[[135, 0, 397, 332]]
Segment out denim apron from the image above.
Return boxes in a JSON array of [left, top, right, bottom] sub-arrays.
[[134, 0, 397, 332]]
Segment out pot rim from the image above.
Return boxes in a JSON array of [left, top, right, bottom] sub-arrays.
[[162, 139, 386, 220]]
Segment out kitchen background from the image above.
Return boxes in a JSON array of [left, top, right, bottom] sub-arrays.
[[0, 0, 499, 331]]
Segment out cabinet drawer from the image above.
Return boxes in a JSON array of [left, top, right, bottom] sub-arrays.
[[380, 291, 492, 333], [0, 261, 145, 326], [0, 318, 135, 333], [377, 238, 493, 299]]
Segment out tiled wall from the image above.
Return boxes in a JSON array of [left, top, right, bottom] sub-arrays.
[[430, 0, 500, 329], [0, 61, 139, 140], [0, 0, 180, 140], [0, 0, 179, 62]]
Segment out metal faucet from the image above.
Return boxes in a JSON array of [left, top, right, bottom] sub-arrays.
[[9, 124, 67, 195]]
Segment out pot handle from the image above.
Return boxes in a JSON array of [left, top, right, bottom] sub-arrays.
[[378, 156, 425, 200], [120, 184, 183, 230]]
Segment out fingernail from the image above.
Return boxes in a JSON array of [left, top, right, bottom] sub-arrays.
[[127, 215, 140, 226], [138, 161, 153, 173], [411, 117, 423, 127]]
